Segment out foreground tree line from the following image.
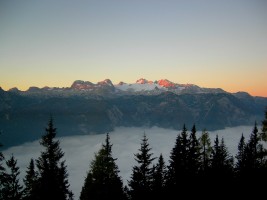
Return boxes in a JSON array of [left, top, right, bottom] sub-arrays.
[[0, 109, 267, 200]]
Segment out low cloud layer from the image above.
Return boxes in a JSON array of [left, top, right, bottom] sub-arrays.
[[3, 126, 255, 199]]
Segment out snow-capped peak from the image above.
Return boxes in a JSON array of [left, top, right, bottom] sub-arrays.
[[97, 79, 114, 87], [115, 78, 166, 92], [66, 78, 226, 95], [136, 78, 153, 84], [156, 79, 176, 88]]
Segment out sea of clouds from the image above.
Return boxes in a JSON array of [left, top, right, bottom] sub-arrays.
[[3, 126, 257, 199]]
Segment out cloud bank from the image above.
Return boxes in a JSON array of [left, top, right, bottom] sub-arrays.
[[3, 126, 255, 199]]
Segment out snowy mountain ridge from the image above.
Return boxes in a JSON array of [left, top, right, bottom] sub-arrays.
[[5, 78, 226, 96]]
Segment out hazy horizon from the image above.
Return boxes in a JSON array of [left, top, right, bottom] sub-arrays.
[[3, 125, 258, 200]]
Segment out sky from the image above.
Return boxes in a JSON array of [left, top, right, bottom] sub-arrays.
[[0, 0, 266, 96], [3, 125, 256, 200]]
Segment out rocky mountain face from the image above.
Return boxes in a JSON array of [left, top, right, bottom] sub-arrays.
[[0, 79, 266, 149]]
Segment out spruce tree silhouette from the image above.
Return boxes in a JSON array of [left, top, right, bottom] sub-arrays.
[[35, 117, 73, 200], [2, 154, 23, 200], [166, 124, 191, 197], [23, 159, 38, 200], [261, 108, 267, 141], [0, 132, 5, 200], [128, 133, 155, 200], [151, 154, 167, 199], [80, 133, 126, 200]]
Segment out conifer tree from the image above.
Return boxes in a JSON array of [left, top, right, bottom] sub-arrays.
[[128, 133, 155, 200], [261, 108, 267, 142], [235, 134, 246, 176], [0, 133, 6, 200], [80, 133, 125, 200], [258, 111, 267, 169], [166, 134, 182, 192], [23, 159, 38, 200], [188, 124, 201, 176], [197, 129, 213, 192], [0, 132, 4, 172], [243, 123, 267, 179], [210, 135, 233, 193], [238, 123, 267, 194], [180, 124, 190, 170], [186, 124, 202, 194], [35, 117, 72, 200], [210, 135, 233, 173], [219, 138, 234, 172], [166, 124, 191, 197], [1, 154, 23, 200], [244, 123, 261, 169], [199, 129, 212, 172], [151, 154, 167, 199]]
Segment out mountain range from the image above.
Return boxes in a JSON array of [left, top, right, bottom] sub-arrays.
[[6, 78, 227, 97], [1, 78, 267, 149]]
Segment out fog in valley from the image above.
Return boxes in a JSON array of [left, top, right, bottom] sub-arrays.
[[3, 125, 256, 199]]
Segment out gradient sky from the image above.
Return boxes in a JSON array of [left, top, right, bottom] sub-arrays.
[[0, 0, 266, 96]]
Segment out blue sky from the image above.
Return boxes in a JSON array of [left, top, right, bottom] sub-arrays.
[[0, 0, 266, 96]]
